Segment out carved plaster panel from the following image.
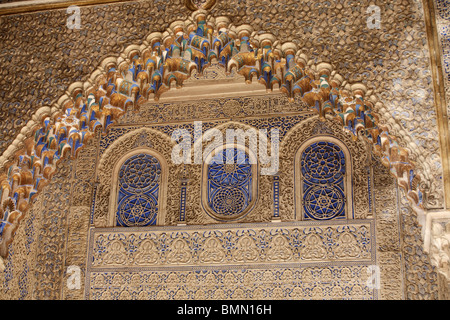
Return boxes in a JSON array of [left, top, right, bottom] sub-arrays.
[[88, 221, 374, 268], [0, 2, 445, 269], [86, 220, 377, 300], [87, 265, 376, 300]]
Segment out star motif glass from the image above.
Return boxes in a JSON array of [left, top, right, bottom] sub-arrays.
[[301, 142, 346, 220], [116, 153, 161, 227], [207, 148, 253, 219], [211, 188, 246, 215]]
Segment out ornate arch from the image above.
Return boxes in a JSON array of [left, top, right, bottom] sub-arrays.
[[0, 9, 425, 267], [201, 143, 258, 222], [294, 136, 354, 221], [279, 116, 370, 222], [110, 148, 167, 227], [95, 127, 181, 228], [187, 120, 274, 225]]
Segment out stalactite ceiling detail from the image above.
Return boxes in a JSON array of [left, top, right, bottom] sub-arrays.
[[0, 9, 424, 264]]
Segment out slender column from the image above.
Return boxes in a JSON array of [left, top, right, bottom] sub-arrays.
[[178, 178, 188, 226], [272, 173, 281, 222]]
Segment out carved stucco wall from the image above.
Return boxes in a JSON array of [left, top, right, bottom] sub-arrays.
[[418, 0, 450, 291], [0, 0, 449, 299], [0, 0, 445, 210], [0, 158, 75, 299], [0, 94, 447, 300], [435, 0, 450, 135]]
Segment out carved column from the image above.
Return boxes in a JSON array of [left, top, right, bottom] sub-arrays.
[[178, 177, 188, 226], [272, 173, 281, 222]]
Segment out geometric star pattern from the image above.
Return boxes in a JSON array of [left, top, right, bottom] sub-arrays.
[[303, 185, 345, 220], [301, 142, 346, 220], [117, 153, 161, 227], [207, 148, 253, 220], [117, 194, 158, 226]]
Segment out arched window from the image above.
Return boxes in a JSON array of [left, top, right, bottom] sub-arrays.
[[202, 146, 258, 221], [295, 139, 353, 220], [115, 153, 162, 227]]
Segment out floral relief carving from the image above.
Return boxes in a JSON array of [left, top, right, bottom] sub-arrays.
[[33, 159, 73, 300], [399, 190, 440, 300], [300, 233, 327, 260], [0, 5, 437, 262], [88, 265, 376, 300], [93, 184, 111, 228], [134, 240, 159, 265], [233, 236, 259, 263], [267, 235, 292, 262], [62, 206, 90, 300], [166, 239, 192, 264], [430, 221, 450, 280], [0, 0, 446, 301], [88, 221, 373, 269], [335, 231, 362, 259], [103, 240, 128, 266], [199, 238, 225, 264]]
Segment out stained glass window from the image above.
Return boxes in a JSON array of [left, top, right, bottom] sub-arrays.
[[206, 148, 253, 219], [116, 153, 161, 227], [301, 141, 346, 220]]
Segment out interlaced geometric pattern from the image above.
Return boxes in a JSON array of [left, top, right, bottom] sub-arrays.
[[117, 153, 161, 227], [301, 142, 346, 220], [207, 148, 253, 219]]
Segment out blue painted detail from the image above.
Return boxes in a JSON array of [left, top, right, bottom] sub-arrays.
[[179, 182, 187, 222], [116, 153, 161, 227], [273, 175, 280, 218], [18, 261, 29, 300], [301, 141, 346, 220], [207, 148, 252, 218], [4, 246, 13, 291]]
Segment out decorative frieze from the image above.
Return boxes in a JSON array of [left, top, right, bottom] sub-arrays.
[[87, 265, 376, 300], [88, 220, 374, 268]]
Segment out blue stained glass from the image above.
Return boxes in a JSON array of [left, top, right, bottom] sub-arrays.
[[116, 153, 161, 227], [301, 141, 346, 220], [207, 148, 253, 218]]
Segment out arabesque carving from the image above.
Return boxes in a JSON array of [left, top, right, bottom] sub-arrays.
[[89, 221, 373, 268], [0, 8, 437, 275], [86, 220, 376, 300], [0, 91, 444, 300]]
